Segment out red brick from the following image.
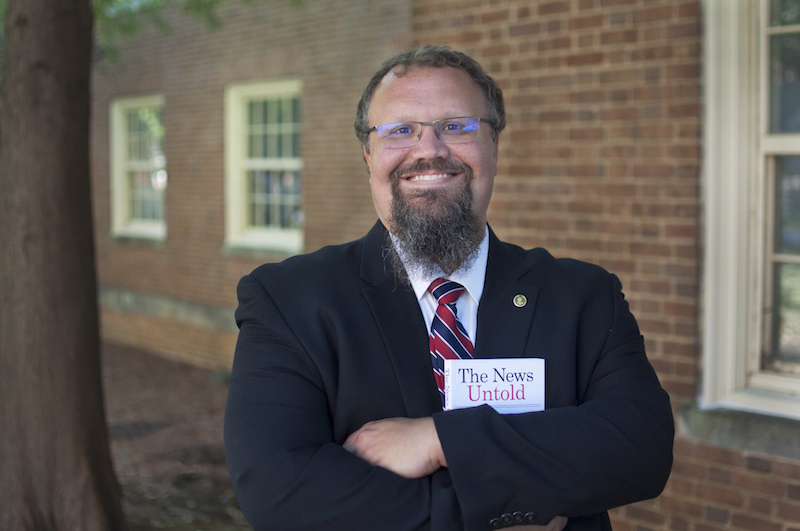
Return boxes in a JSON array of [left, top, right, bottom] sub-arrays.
[[775, 461, 800, 480], [748, 496, 773, 515], [538, 1, 570, 15], [733, 472, 784, 496], [570, 15, 604, 30], [668, 22, 700, 38], [632, 45, 674, 61], [601, 29, 638, 44], [678, 1, 700, 17], [778, 501, 800, 522], [659, 494, 703, 518], [667, 63, 700, 79], [539, 110, 572, 121], [730, 513, 782, 531], [538, 74, 572, 86], [696, 444, 742, 466], [567, 52, 604, 66], [625, 504, 666, 525], [538, 36, 572, 52], [705, 506, 730, 524], [570, 127, 604, 140], [695, 484, 746, 508], [481, 9, 509, 23], [633, 165, 673, 178], [695, 524, 728, 531], [634, 6, 674, 23], [509, 22, 543, 38]]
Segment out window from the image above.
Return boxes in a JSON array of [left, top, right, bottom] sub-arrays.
[[109, 94, 167, 239], [762, 1, 800, 382], [225, 80, 303, 253], [703, 0, 800, 419]]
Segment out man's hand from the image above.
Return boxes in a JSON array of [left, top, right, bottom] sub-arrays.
[[343, 417, 446, 478], [344, 419, 566, 531]]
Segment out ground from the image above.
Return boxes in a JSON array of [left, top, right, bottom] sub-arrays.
[[103, 341, 252, 530]]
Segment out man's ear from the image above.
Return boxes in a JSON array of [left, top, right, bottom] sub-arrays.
[[363, 147, 372, 173], [493, 136, 499, 160]]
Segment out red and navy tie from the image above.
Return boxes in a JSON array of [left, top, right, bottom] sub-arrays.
[[428, 278, 474, 406]]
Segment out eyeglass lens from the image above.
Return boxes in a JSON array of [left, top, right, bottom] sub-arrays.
[[375, 117, 483, 148]]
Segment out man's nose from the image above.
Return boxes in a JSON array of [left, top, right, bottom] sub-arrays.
[[411, 124, 450, 159]]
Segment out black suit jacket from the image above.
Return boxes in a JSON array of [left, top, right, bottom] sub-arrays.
[[224, 221, 674, 531]]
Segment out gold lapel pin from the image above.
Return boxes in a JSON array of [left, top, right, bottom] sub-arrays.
[[513, 294, 527, 308]]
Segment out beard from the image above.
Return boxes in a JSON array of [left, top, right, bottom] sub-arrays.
[[386, 159, 486, 283]]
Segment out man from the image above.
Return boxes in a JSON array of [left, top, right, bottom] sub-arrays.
[[224, 45, 674, 531]]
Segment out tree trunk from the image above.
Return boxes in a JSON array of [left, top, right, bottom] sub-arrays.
[[0, 0, 127, 529]]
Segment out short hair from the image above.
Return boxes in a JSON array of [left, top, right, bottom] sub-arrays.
[[354, 45, 506, 152]]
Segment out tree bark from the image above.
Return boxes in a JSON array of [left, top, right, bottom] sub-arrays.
[[0, 0, 127, 529]]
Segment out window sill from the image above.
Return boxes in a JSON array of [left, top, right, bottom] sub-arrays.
[[111, 220, 166, 242], [681, 401, 800, 460]]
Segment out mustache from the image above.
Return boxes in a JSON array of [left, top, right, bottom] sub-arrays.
[[389, 159, 470, 184]]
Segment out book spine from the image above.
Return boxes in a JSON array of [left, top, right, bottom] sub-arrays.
[[443, 360, 451, 411]]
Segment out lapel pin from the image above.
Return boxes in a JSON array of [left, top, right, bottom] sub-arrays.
[[513, 294, 527, 308]]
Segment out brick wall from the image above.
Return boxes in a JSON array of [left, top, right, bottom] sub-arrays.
[[414, 0, 700, 408], [91, 0, 412, 365]]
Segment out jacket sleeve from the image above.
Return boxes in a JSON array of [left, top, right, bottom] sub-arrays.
[[433, 273, 674, 530], [224, 274, 462, 531]]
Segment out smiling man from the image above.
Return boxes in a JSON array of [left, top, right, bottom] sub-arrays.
[[225, 46, 674, 531]]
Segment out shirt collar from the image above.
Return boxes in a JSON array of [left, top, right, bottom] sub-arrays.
[[390, 226, 489, 306]]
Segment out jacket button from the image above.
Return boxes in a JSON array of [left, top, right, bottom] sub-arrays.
[[524, 511, 538, 523], [513, 511, 524, 523], [500, 513, 513, 525], [489, 517, 500, 529]]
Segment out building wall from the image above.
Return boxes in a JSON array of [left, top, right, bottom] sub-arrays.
[[91, 0, 412, 367], [91, 0, 800, 529]]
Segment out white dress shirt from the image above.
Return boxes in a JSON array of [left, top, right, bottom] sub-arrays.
[[391, 226, 489, 346]]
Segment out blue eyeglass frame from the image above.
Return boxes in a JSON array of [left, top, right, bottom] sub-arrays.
[[366, 117, 493, 147]]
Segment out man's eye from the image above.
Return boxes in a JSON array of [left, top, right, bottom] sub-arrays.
[[385, 124, 414, 136], [441, 121, 464, 133]]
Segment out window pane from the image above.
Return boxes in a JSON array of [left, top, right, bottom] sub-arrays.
[[769, 32, 800, 133], [129, 170, 165, 222], [247, 169, 302, 229], [248, 170, 271, 227], [769, 261, 800, 375], [775, 157, 800, 254], [771, 0, 800, 26], [122, 103, 166, 225], [242, 90, 302, 232]]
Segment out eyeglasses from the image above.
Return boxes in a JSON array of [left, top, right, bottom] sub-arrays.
[[367, 117, 492, 149]]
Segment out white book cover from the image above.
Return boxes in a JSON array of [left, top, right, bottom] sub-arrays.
[[443, 358, 545, 414]]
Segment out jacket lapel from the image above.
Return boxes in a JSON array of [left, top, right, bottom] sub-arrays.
[[474, 229, 540, 359], [359, 222, 443, 416]]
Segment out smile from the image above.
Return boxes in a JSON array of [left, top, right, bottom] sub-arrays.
[[405, 173, 456, 182]]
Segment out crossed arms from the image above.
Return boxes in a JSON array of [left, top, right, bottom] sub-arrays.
[[224, 265, 674, 531]]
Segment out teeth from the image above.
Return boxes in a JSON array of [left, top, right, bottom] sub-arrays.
[[407, 173, 450, 181]]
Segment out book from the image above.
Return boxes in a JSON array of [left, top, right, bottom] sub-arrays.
[[443, 358, 545, 414]]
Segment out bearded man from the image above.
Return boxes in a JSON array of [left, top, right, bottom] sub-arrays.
[[224, 45, 674, 531]]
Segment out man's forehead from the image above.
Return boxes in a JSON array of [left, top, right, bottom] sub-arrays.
[[371, 66, 480, 108]]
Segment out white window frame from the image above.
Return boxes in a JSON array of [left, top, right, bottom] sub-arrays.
[[224, 79, 303, 253], [109, 94, 167, 240], [702, 0, 800, 420]]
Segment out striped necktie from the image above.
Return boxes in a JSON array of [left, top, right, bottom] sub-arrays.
[[428, 278, 474, 406]]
